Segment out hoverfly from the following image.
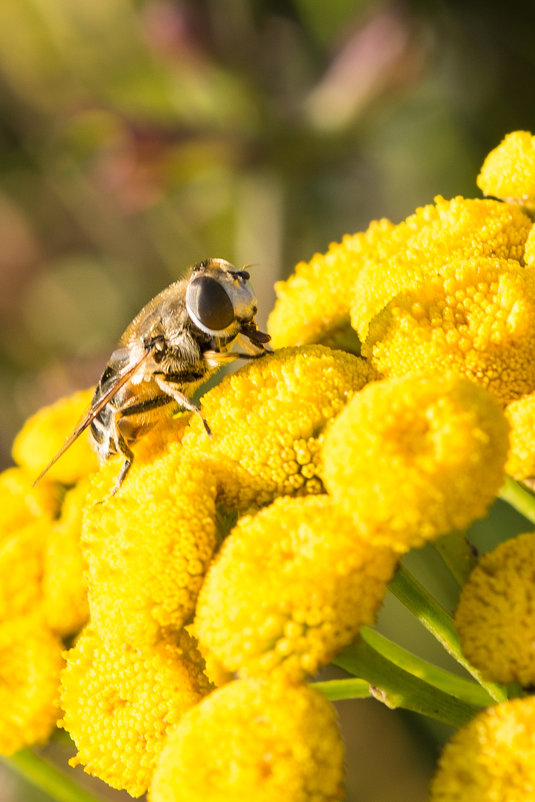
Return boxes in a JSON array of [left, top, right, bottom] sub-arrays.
[[35, 258, 271, 494]]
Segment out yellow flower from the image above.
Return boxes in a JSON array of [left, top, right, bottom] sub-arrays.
[[524, 224, 535, 267], [182, 345, 377, 512], [0, 466, 60, 532], [0, 467, 58, 623], [12, 388, 99, 485], [429, 697, 535, 802], [194, 495, 397, 682], [60, 626, 213, 798], [0, 614, 63, 755], [455, 533, 535, 686], [505, 393, 535, 478], [0, 466, 88, 634], [351, 196, 532, 341], [267, 219, 393, 349], [477, 130, 535, 210], [83, 442, 218, 648], [150, 678, 345, 802], [322, 374, 509, 552], [43, 477, 90, 636], [0, 519, 47, 622], [362, 257, 535, 406]]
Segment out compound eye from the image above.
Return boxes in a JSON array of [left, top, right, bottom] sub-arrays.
[[186, 274, 235, 332]]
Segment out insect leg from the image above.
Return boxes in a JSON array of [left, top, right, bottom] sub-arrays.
[[103, 431, 134, 499], [105, 395, 173, 497], [155, 376, 212, 437], [227, 351, 268, 360], [116, 393, 174, 418]]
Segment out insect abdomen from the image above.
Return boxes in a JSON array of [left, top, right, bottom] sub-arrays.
[[88, 362, 127, 460]]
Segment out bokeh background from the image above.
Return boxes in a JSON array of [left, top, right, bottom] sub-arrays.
[[1, 1, 535, 800]]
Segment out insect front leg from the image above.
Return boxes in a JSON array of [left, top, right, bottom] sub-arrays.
[[229, 351, 268, 360], [155, 376, 212, 437], [207, 350, 267, 361]]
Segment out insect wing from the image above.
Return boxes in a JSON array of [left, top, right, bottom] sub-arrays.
[[33, 344, 158, 485]]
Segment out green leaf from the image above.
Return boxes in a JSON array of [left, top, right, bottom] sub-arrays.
[[1, 748, 107, 802]]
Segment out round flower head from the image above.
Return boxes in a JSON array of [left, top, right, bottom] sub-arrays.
[[362, 257, 535, 406], [181, 345, 377, 512], [60, 626, 213, 797], [83, 437, 218, 648], [477, 130, 535, 210], [0, 614, 63, 755], [350, 196, 532, 341], [322, 374, 509, 552], [505, 393, 535, 478], [0, 519, 48, 622], [0, 467, 59, 622], [43, 477, 90, 636], [455, 533, 535, 686], [150, 678, 345, 802], [429, 697, 535, 802], [524, 224, 535, 268], [194, 495, 397, 682], [267, 218, 393, 349], [12, 388, 98, 485], [0, 466, 59, 533]]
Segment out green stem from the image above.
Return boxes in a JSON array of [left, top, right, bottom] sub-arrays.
[[433, 530, 477, 586], [389, 565, 507, 703], [499, 476, 535, 524], [1, 749, 106, 802], [360, 627, 495, 707], [312, 678, 370, 701], [333, 638, 478, 727]]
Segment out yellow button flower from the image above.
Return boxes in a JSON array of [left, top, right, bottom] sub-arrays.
[[524, 224, 535, 267], [429, 697, 535, 802], [150, 678, 345, 802], [0, 467, 59, 623], [194, 495, 397, 682], [0, 466, 59, 532], [182, 345, 377, 512], [12, 388, 99, 485], [477, 130, 535, 210], [351, 196, 532, 341], [83, 437, 218, 648], [0, 519, 48, 622], [60, 626, 213, 797], [267, 218, 393, 349], [362, 257, 535, 406], [322, 374, 509, 552], [0, 614, 63, 755], [505, 393, 535, 478], [42, 477, 90, 636], [455, 533, 535, 686]]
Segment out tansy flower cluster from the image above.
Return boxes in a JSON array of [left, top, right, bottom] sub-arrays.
[[429, 697, 535, 802], [2, 130, 535, 802], [455, 532, 535, 687]]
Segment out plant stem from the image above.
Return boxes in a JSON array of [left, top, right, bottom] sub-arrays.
[[1, 749, 106, 802], [312, 678, 370, 701], [333, 638, 478, 728], [499, 476, 535, 524], [389, 565, 508, 703], [360, 627, 495, 706], [433, 530, 477, 586]]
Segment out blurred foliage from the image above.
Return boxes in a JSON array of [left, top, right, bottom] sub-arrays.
[[1, 3, 535, 799]]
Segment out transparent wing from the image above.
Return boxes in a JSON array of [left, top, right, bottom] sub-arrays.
[[33, 344, 157, 485]]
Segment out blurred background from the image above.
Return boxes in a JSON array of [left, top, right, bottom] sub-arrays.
[[1, 0, 535, 799]]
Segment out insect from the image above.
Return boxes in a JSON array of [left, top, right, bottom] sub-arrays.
[[35, 258, 271, 494]]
